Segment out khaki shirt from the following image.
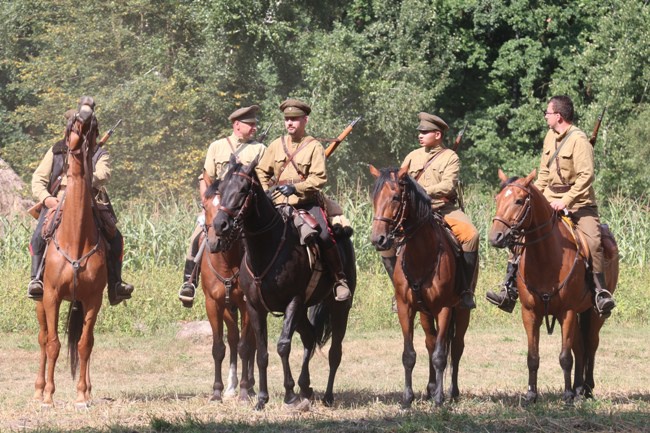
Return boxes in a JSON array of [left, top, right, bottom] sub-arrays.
[[256, 135, 326, 206], [203, 133, 266, 180], [535, 125, 596, 209], [402, 145, 459, 210], [31, 147, 111, 204]]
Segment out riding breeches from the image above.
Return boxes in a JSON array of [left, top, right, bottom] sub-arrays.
[[571, 206, 603, 273], [186, 222, 204, 260], [440, 207, 480, 253]]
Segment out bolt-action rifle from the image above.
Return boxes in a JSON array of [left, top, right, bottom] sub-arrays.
[[27, 119, 123, 219], [589, 105, 607, 146], [452, 122, 468, 152], [324, 116, 362, 159]]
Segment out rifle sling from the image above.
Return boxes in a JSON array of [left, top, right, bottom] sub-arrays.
[[415, 148, 450, 181], [219, 137, 250, 178], [546, 130, 576, 186]]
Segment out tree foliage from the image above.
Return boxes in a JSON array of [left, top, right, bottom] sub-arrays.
[[1, 0, 648, 200]]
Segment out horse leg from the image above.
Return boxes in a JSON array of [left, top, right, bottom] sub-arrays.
[[431, 308, 452, 407], [237, 309, 256, 402], [397, 299, 417, 409], [224, 307, 240, 398], [448, 308, 470, 401], [42, 297, 62, 407], [248, 304, 269, 410], [558, 310, 578, 404], [522, 308, 541, 405], [583, 310, 604, 398], [295, 313, 316, 409], [322, 301, 351, 407], [75, 301, 100, 408], [34, 301, 47, 402], [206, 297, 226, 402], [572, 311, 587, 398], [277, 296, 303, 408], [419, 312, 436, 401]]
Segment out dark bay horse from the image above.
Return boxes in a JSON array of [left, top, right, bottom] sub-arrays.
[[35, 106, 107, 408], [200, 177, 255, 402], [489, 169, 618, 403], [212, 158, 356, 411], [369, 165, 471, 408]]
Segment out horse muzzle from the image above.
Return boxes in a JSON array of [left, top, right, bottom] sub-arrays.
[[488, 229, 510, 249], [371, 233, 394, 252]]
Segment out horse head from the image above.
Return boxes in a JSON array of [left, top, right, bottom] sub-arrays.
[[489, 168, 544, 248], [369, 164, 408, 250], [201, 174, 225, 253], [212, 154, 260, 250]]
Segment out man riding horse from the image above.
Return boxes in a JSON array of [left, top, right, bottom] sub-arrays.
[[486, 95, 616, 317], [255, 98, 351, 302], [382, 112, 479, 310], [28, 97, 133, 306], [178, 104, 266, 307]]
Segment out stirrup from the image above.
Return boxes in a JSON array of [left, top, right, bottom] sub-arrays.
[[27, 279, 44, 300], [334, 281, 351, 302], [594, 291, 615, 318], [485, 288, 516, 313], [179, 282, 196, 308]]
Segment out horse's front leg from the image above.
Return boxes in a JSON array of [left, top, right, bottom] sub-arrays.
[[278, 296, 303, 408], [419, 312, 436, 401], [559, 310, 578, 404], [248, 303, 269, 410], [42, 296, 62, 407], [522, 307, 541, 405], [76, 301, 100, 408], [34, 301, 47, 402], [431, 307, 452, 407], [448, 307, 470, 401], [295, 313, 316, 410], [224, 305, 240, 399], [237, 301, 256, 403], [206, 296, 226, 402], [322, 299, 351, 407], [397, 297, 417, 409]]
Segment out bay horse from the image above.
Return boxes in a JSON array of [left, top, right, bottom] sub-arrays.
[[212, 157, 356, 411], [200, 176, 255, 402], [369, 165, 471, 408], [35, 105, 107, 408], [489, 169, 618, 404]]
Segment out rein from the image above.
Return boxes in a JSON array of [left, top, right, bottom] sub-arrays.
[[200, 227, 239, 305]]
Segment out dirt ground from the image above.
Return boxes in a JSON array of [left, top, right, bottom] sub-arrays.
[[1, 321, 648, 432]]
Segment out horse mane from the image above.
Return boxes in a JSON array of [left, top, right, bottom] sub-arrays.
[[204, 179, 221, 199], [373, 167, 431, 220], [499, 176, 520, 191]]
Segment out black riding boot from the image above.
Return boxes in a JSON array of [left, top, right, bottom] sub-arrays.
[[381, 255, 398, 313], [593, 272, 616, 318], [27, 254, 44, 300], [458, 251, 477, 310], [486, 261, 519, 313], [178, 259, 198, 308], [324, 245, 351, 302], [106, 234, 134, 306]]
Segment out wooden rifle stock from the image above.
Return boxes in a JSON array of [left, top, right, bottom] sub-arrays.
[[589, 105, 607, 146], [324, 116, 362, 159], [27, 119, 122, 219], [452, 122, 468, 152]]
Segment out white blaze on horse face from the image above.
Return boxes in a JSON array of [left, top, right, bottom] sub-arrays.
[[505, 189, 513, 198], [212, 195, 220, 207]]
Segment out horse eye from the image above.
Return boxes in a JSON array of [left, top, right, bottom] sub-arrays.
[[515, 198, 524, 205], [392, 195, 400, 202]]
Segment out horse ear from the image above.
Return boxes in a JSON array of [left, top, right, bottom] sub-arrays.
[[398, 163, 410, 180], [523, 169, 537, 185], [203, 170, 215, 188], [498, 168, 508, 183], [369, 164, 381, 179]]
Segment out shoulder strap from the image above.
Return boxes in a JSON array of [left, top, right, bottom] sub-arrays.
[[546, 130, 576, 169], [277, 136, 314, 181], [415, 148, 449, 181]]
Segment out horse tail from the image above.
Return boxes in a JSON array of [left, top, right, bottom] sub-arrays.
[[446, 308, 457, 364], [66, 301, 84, 379], [309, 302, 332, 351]]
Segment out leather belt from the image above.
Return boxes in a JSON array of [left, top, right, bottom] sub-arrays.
[[548, 184, 572, 193]]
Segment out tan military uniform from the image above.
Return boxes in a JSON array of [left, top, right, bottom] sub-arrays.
[[203, 133, 266, 181], [535, 125, 603, 271], [31, 147, 111, 204], [256, 135, 327, 206], [403, 145, 479, 252]]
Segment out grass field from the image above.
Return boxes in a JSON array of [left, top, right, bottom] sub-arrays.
[[1, 323, 648, 432]]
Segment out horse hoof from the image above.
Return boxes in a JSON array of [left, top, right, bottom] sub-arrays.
[[322, 394, 334, 407], [40, 403, 53, 411], [562, 391, 575, 405], [224, 388, 237, 399], [209, 393, 222, 403], [254, 400, 266, 411], [522, 391, 537, 406], [284, 398, 311, 412], [74, 401, 90, 410]]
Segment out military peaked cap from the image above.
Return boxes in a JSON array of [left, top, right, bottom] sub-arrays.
[[78, 96, 95, 110], [417, 112, 449, 132], [228, 105, 260, 123], [279, 98, 311, 117]]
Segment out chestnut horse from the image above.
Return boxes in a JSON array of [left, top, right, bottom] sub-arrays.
[[35, 107, 107, 408], [489, 169, 618, 403], [200, 177, 255, 402], [369, 165, 471, 408], [212, 157, 356, 411]]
